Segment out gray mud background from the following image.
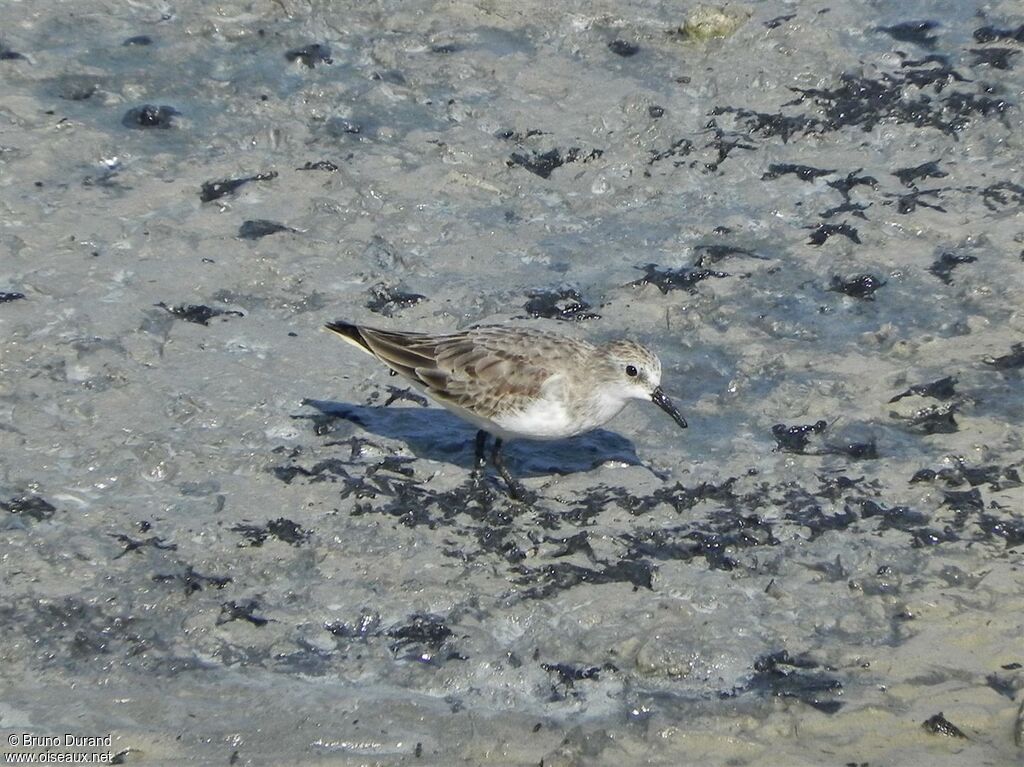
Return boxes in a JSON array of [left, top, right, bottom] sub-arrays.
[[2, 1, 1023, 764]]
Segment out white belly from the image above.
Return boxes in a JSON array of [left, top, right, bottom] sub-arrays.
[[491, 395, 581, 440]]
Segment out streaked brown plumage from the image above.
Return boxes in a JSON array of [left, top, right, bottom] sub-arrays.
[[326, 320, 687, 496]]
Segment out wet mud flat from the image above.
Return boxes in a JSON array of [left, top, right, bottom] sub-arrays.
[[1, 0, 1023, 764]]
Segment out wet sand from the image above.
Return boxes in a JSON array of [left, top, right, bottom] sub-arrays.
[[1, 1, 1022, 764]]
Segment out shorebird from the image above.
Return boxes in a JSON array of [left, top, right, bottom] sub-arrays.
[[326, 321, 687, 497]]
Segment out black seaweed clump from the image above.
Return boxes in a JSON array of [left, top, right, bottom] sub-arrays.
[[786, 63, 1009, 136], [608, 40, 639, 57], [122, 104, 178, 129], [200, 171, 277, 202], [387, 613, 452, 652], [522, 288, 600, 321], [297, 160, 339, 172], [730, 651, 844, 714], [382, 386, 429, 407], [152, 565, 232, 595], [983, 342, 1024, 370], [893, 160, 947, 187], [876, 20, 939, 49], [829, 274, 885, 299], [980, 181, 1024, 212], [970, 48, 1020, 70], [764, 14, 796, 29], [507, 148, 603, 179], [807, 223, 861, 246], [772, 421, 828, 453], [0, 45, 28, 61], [156, 303, 244, 325], [366, 283, 426, 317], [238, 219, 294, 239], [973, 24, 1024, 44], [231, 517, 310, 547], [889, 376, 957, 402], [922, 712, 968, 738], [631, 263, 728, 293], [387, 613, 465, 661], [709, 106, 821, 142], [928, 252, 977, 284], [285, 43, 332, 68], [541, 662, 611, 699], [761, 163, 835, 181], [648, 137, 694, 165], [890, 404, 958, 434], [511, 560, 655, 599], [1, 495, 56, 521], [110, 533, 177, 559], [692, 243, 761, 266], [217, 599, 269, 627]]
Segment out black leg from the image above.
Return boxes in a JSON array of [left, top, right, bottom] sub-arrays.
[[491, 438, 530, 501], [474, 430, 488, 473]]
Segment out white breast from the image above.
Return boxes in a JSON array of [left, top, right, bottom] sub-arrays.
[[490, 382, 628, 441], [492, 395, 580, 440]]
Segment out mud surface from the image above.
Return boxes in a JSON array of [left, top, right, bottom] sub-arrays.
[[1, 1, 1022, 765]]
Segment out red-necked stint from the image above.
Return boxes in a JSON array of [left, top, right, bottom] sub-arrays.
[[326, 320, 687, 498]]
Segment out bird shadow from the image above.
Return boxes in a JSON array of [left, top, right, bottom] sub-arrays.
[[299, 398, 643, 478]]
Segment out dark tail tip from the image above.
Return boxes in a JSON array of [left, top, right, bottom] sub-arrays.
[[325, 320, 370, 350]]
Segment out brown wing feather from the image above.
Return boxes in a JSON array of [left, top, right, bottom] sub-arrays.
[[327, 322, 591, 419]]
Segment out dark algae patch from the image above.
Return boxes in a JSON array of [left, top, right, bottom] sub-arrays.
[[297, 160, 339, 172], [2, 495, 56, 521], [923, 712, 968, 738], [735, 651, 844, 714], [893, 160, 947, 187], [200, 171, 278, 202], [876, 20, 940, 49], [3, 2, 1022, 756], [218, 599, 270, 627], [110, 533, 177, 559], [984, 342, 1024, 370], [153, 566, 232, 595], [231, 518, 311, 547], [829, 274, 885, 299], [507, 147, 603, 179], [630, 263, 728, 293], [238, 219, 294, 239], [122, 104, 179, 129], [929, 252, 977, 284], [522, 288, 600, 321], [973, 24, 1024, 44], [608, 40, 639, 57], [156, 303, 244, 325], [285, 43, 332, 68], [366, 283, 426, 317], [807, 223, 860, 246], [890, 376, 958, 402], [772, 421, 828, 454], [761, 163, 835, 182]]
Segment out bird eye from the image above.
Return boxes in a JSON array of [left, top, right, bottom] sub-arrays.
[[625, 364, 638, 378]]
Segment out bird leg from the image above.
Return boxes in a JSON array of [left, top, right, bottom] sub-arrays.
[[491, 438, 531, 502], [473, 430, 488, 473]]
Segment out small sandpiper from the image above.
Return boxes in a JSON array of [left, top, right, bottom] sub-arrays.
[[326, 321, 687, 497]]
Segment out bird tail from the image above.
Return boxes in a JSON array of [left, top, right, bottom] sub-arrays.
[[325, 321, 444, 386], [324, 321, 376, 356]]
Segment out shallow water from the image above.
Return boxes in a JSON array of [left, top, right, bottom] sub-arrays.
[[1, 0, 1022, 764]]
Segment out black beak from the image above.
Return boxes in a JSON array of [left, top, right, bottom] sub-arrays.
[[651, 387, 687, 429]]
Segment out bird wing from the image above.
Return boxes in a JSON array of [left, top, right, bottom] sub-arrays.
[[326, 322, 574, 419]]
